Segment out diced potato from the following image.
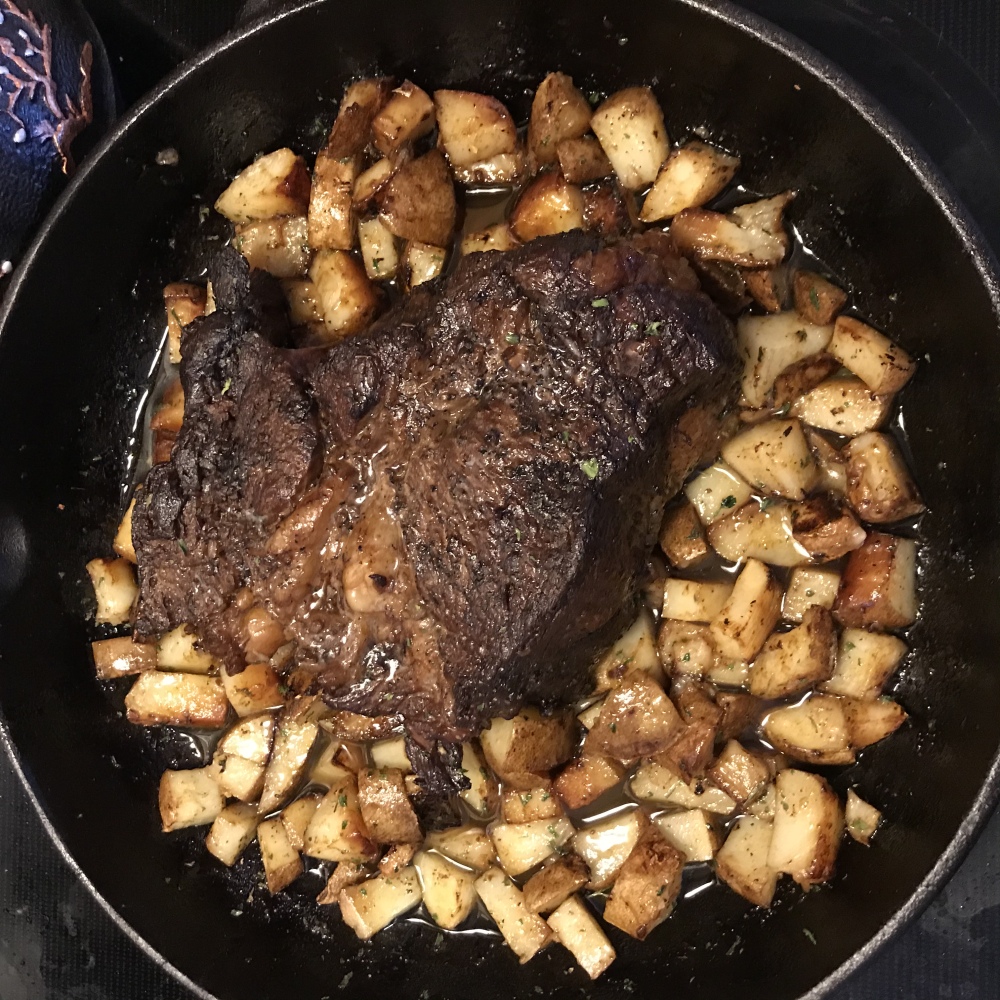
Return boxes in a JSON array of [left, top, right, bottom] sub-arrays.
[[163, 282, 207, 363], [258, 700, 322, 814], [835, 532, 918, 628], [806, 427, 848, 495], [768, 769, 844, 888], [828, 316, 915, 394], [85, 556, 137, 625], [660, 678, 723, 779], [747, 783, 777, 821], [333, 742, 367, 773], [736, 311, 834, 409], [113, 498, 137, 563], [308, 249, 379, 340], [353, 158, 396, 209], [460, 222, 520, 255], [763, 695, 854, 766], [684, 461, 753, 525], [842, 696, 907, 748], [662, 578, 733, 623], [710, 559, 783, 661], [823, 628, 907, 700], [590, 87, 669, 190], [155, 624, 216, 674], [282, 277, 322, 328], [457, 742, 498, 817], [377, 149, 456, 247], [553, 755, 625, 810], [372, 81, 435, 154], [844, 431, 925, 523], [91, 635, 155, 680], [715, 815, 777, 907], [640, 141, 739, 222], [706, 657, 750, 688], [791, 378, 890, 436], [577, 700, 604, 731], [434, 90, 517, 167], [502, 786, 563, 825], [772, 353, 842, 411], [321, 712, 400, 744], [528, 72, 592, 166], [630, 760, 737, 815], [475, 866, 552, 963], [793, 270, 848, 325], [281, 793, 322, 852], [316, 861, 372, 904], [523, 855, 590, 914], [358, 216, 399, 280], [307, 742, 353, 787], [654, 808, 720, 864], [572, 808, 648, 890], [659, 500, 710, 569], [671, 195, 792, 268], [214, 147, 310, 224], [556, 135, 612, 184], [308, 148, 357, 252], [657, 619, 717, 678], [602, 826, 685, 940], [205, 802, 258, 866], [491, 817, 575, 877], [159, 765, 223, 832], [783, 566, 842, 622], [340, 868, 422, 940], [592, 609, 663, 693], [233, 215, 310, 278], [720, 419, 819, 500], [125, 672, 228, 728], [509, 172, 585, 242], [727, 193, 795, 252], [424, 825, 496, 871], [403, 241, 447, 288], [707, 740, 772, 806], [217, 753, 265, 802], [707, 500, 812, 567], [370, 734, 412, 772], [341, 76, 395, 114], [547, 895, 616, 980], [303, 778, 378, 864], [414, 850, 477, 930], [379, 842, 417, 877], [221, 661, 285, 717], [480, 707, 575, 789], [452, 149, 527, 186], [581, 179, 637, 238], [845, 789, 881, 845], [585, 674, 684, 761], [744, 267, 786, 313], [357, 767, 421, 843], [749, 606, 836, 699], [715, 691, 760, 741]]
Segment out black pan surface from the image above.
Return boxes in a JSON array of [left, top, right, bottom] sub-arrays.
[[1, 2, 999, 998]]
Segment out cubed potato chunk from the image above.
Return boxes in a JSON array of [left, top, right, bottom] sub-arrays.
[[258, 817, 304, 893], [217, 753, 265, 802], [744, 267, 786, 313], [660, 678, 723, 779], [377, 149, 456, 247], [215, 147, 310, 224], [434, 90, 517, 168], [258, 700, 321, 814], [308, 148, 357, 251], [414, 850, 477, 930], [763, 695, 854, 766], [772, 352, 842, 411], [844, 432, 925, 523], [457, 742, 498, 817], [737, 311, 833, 409], [309, 250, 379, 340], [791, 377, 890, 436], [783, 566, 842, 622], [659, 500, 710, 569], [460, 222, 520, 255], [556, 136, 612, 184], [491, 817, 575, 877], [353, 158, 396, 210], [205, 802, 258, 866], [308, 743, 353, 788], [707, 500, 813, 567], [233, 215, 310, 278], [372, 81, 435, 154], [523, 854, 590, 914], [547, 895, 616, 980], [654, 809, 720, 863], [452, 149, 527, 186], [358, 216, 399, 280], [424, 825, 496, 871], [502, 786, 564, 825], [715, 691, 761, 739], [281, 793, 322, 852], [824, 628, 907, 700], [793, 271, 848, 325], [684, 461, 753, 525], [710, 559, 783, 662], [159, 765, 223, 832], [303, 778, 378, 864], [403, 240, 447, 288], [163, 282, 207, 363], [125, 672, 228, 728], [828, 316, 915, 394], [155, 624, 216, 674], [835, 532, 918, 629], [316, 861, 373, 904], [749, 606, 837, 699], [657, 619, 717, 679], [571, 808, 648, 890], [671, 194, 792, 268], [842, 696, 907, 748], [592, 609, 663, 693], [706, 656, 751, 688], [720, 419, 819, 500], [577, 699, 604, 731], [553, 754, 625, 810], [221, 661, 285, 717], [357, 767, 421, 844], [480, 707, 575, 789], [715, 815, 777, 907], [640, 141, 739, 222], [91, 635, 155, 680], [528, 72, 592, 166], [475, 866, 552, 962], [708, 740, 772, 806], [379, 842, 417, 877], [585, 674, 684, 761], [369, 734, 412, 773], [806, 427, 848, 495], [662, 578, 733, 623], [282, 277, 322, 328], [113, 498, 137, 563], [768, 769, 843, 888], [846, 789, 882, 845], [590, 87, 669, 190], [509, 172, 585, 242], [630, 760, 737, 815], [602, 826, 685, 940], [86, 556, 137, 625], [340, 867, 422, 940]]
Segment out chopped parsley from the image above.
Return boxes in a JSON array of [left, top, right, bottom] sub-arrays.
[[609, 722, 617, 733], [221, 378, 232, 395], [580, 458, 600, 480], [372, 257, 383, 272], [803, 928, 817, 945], [721, 495, 737, 509], [505, 333, 520, 344], [591, 297, 610, 308], [682, 652, 691, 662], [645, 320, 662, 336], [337, 792, 348, 808], [176, 540, 188, 554], [759, 497, 774, 511], [844, 641, 855, 652], [809, 287, 821, 310]]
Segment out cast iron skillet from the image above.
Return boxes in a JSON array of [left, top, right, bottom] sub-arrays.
[[1, 1, 999, 998]]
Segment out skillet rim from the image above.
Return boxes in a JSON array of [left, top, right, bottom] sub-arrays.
[[0, 1, 999, 998]]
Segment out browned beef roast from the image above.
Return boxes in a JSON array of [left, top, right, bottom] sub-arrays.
[[132, 232, 740, 744]]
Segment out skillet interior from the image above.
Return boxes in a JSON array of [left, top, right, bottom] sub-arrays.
[[0, 1, 999, 998]]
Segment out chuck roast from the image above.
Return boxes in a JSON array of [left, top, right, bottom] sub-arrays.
[[132, 232, 740, 744]]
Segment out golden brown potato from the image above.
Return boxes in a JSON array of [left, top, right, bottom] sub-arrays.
[[841, 696, 907, 748], [791, 377, 891, 437], [372, 80, 435, 154], [309, 146, 360, 250], [710, 559, 783, 662], [149, 380, 184, 434], [590, 86, 669, 190], [584, 674, 685, 762], [353, 158, 397, 210], [91, 635, 156, 680], [216, 753, 265, 802], [452, 149, 528, 185], [233, 215, 310, 278], [706, 500, 812, 567], [845, 789, 882, 845], [303, 777, 378, 864], [501, 786, 564, 824], [828, 315, 915, 394], [528, 72, 592, 166], [413, 850, 477, 929], [715, 815, 777, 907], [308, 249, 379, 340], [749, 606, 837, 699], [125, 672, 228, 728], [630, 759, 737, 815], [379, 842, 418, 878], [457, 742, 499, 817], [720, 418, 819, 500], [206, 802, 258, 867], [321, 711, 400, 743], [376, 149, 457, 247], [434, 89, 518, 168], [491, 817, 575, 877], [844, 431, 925, 523], [582, 180, 637, 239], [661, 578, 734, 622], [823, 628, 907, 700], [591, 609, 663, 693], [552, 754, 625, 810], [654, 808, 721, 863], [772, 352, 842, 410], [159, 765, 223, 832], [154, 624, 215, 674], [789, 495, 867, 561], [340, 868, 422, 940], [509, 172, 585, 242], [522, 854, 590, 914], [806, 427, 848, 495], [707, 740, 772, 806], [357, 767, 421, 844], [763, 695, 855, 765], [358, 216, 399, 281], [657, 620, 716, 679], [403, 240, 448, 287], [86, 555, 138, 625], [474, 866, 552, 963], [659, 500, 710, 568], [782, 565, 841, 622], [744, 267, 786, 313], [640, 141, 739, 222], [163, 282, 207, 363], [658, 677, 722, 778], [556, 135, 613, 184], [215, 147, 311, 224], [768, 769, 843, 888], [460, 222, 520, 255], [221, 661, 285, 717], [572, 808, 649, 889], [258, 697, 323, 813], [835, 531, 918, 629], [315, 860, 372, 904], [424, 825, 497, 872], [793, 270, 848, 325], [281, 793, 322, 851], [479, 707, 575, 789], [546, 894, 617, 980], [684, 461, 753, 525], [715, 690, 761, 740]]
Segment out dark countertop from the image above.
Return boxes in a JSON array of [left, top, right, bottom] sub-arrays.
[[2, 1, 999, 997]]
